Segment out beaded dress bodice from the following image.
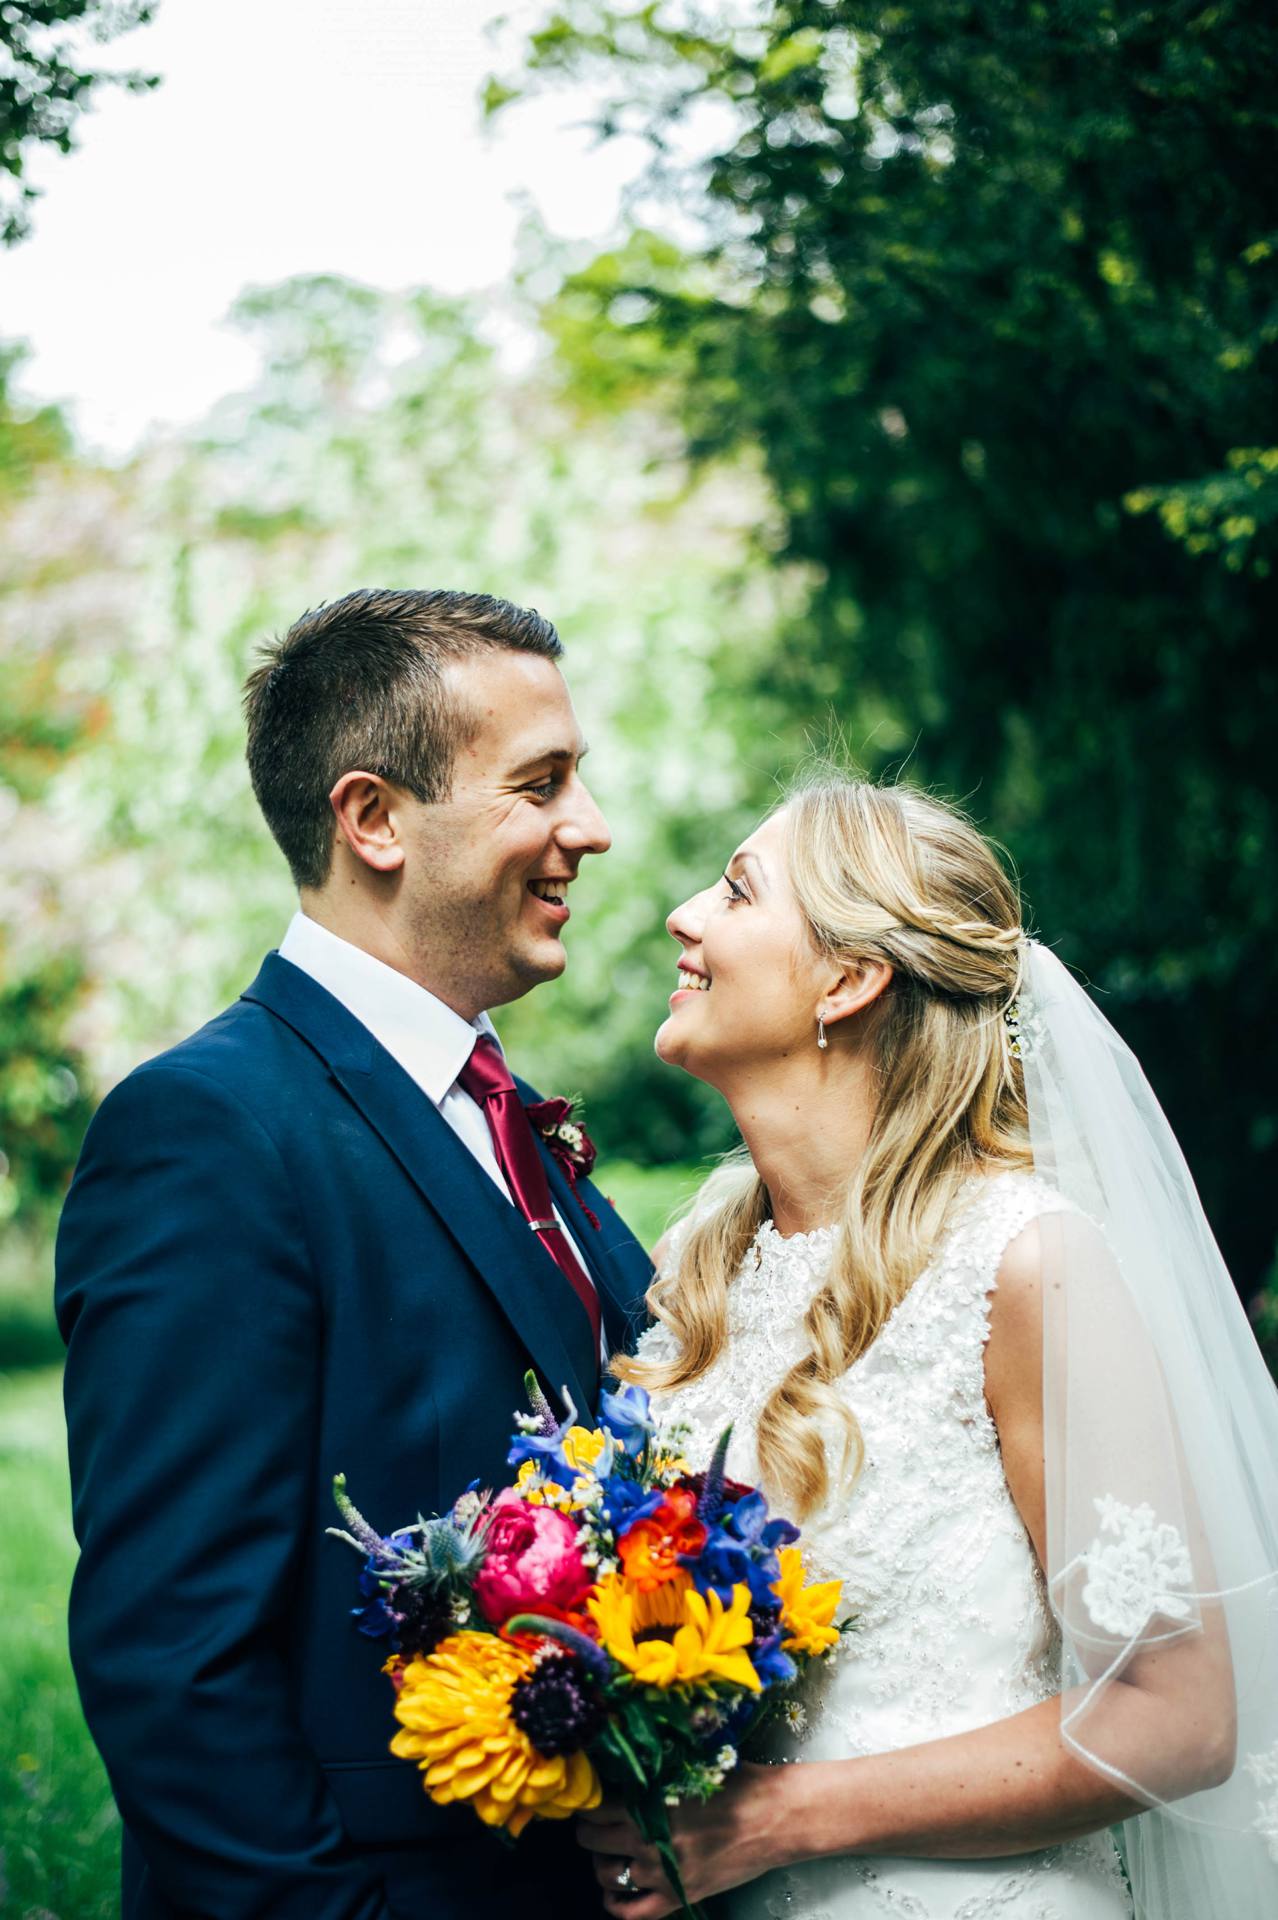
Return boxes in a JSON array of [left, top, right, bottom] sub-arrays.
[[638, 1172, 1133, 1920]]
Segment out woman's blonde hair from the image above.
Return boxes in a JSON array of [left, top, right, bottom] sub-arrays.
[[615, 775, 1032, 1520]]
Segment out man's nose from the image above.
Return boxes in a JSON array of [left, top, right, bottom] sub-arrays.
[[559, 775, 611, 856]]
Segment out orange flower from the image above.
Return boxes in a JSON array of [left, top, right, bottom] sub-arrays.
[[617, 1488, 707, 1592]]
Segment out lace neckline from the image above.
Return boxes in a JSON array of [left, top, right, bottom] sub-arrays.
[[734, 1172, 1029, 1338], [749, 1171, 1012, 1261], [752, 1217, 839, 1254]]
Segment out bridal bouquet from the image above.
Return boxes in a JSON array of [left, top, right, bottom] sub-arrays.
[[331, 1377, 843, 1917]]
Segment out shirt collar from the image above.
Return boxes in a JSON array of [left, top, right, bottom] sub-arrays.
[[278, 910, 498, 1106]]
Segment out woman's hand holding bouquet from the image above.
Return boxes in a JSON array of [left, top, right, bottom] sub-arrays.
[[331, 1377, 844, 1919]]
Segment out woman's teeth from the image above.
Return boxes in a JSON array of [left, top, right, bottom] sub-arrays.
[[529, 879, 567, 904], [677, 968, 710, 992]]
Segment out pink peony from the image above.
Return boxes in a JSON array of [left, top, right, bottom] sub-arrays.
[[473, 1489, 594, 1628]]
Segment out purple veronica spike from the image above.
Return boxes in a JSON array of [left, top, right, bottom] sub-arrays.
[[523, 1369, 561, 1439], [507, 1386, 582, 1477], [697, 1425, 734, 1526], [330, 1474, 400, 1566]]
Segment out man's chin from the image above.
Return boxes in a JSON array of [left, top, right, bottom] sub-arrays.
[[502, 937, 567, 998]]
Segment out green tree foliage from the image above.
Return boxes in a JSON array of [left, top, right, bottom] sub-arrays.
[[498, 1, 1278, 1300], [0, 0, 158, 244], [1, 273, 800, 1258], [0, 347, 96, 1241]]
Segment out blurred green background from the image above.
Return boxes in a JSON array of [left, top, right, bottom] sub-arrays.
[[3, 2, 1276, 1914]]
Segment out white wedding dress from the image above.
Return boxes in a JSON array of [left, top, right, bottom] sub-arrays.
[[639, 1171, 1135, 1919]]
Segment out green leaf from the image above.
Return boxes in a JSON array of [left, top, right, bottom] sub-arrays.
[[481, 76, 521, 118], [759, 30, 823, 86]]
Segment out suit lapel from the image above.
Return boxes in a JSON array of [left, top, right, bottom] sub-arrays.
[[242, 955, 596, 1421]]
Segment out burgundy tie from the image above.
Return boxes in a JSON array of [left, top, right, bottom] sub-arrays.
[[459, 1035, 602, 1365]]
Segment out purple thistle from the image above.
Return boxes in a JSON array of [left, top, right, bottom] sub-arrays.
[[510, 1653, 607, 1756]]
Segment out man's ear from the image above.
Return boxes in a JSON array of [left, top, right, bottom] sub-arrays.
[[818, 958, 893, 1032], [329, 771, 406, 875]]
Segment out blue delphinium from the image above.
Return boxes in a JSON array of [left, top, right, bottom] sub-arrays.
[[352, 1556, 403, 1640], [597, 1382, 658, 1459], [690, 1490, 800, 1608], [349, 1520, 433, 1643], [748, 1625, 798, 1687], [596, 1473, 665, 1536]]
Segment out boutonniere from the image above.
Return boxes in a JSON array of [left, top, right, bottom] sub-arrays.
[[523, 1095, 601, 1229]]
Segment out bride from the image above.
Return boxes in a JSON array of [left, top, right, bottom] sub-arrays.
[[577, 775, 1278, 1919]]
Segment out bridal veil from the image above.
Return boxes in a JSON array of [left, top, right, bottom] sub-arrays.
[[1019, 941, 1278, 1915]]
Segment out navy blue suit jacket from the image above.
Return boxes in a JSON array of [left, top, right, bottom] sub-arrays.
[[55, 954, 654, 1920]]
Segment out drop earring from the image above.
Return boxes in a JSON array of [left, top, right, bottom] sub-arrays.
[[817, 1016, 828, 1051]]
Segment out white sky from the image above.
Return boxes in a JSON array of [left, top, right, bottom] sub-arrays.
[[3, 0, 654, 453]]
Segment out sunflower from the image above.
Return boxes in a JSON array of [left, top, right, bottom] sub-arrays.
[[630, 1567, 694, 1631], [589, 1573, 762, 1692], [773, 1546, 842, 1656], [390, 1632, 601, 1835]]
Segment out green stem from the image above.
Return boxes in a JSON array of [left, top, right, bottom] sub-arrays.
[[607, 1721, 650, 1790], [632, 1793, 707, 1920]]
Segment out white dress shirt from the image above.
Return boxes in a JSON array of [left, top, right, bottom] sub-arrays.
[[277, 912, 599, 1335]]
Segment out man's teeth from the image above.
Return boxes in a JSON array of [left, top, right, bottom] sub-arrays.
[[677, 969, 710, 992], [529, 879, 567, 902]]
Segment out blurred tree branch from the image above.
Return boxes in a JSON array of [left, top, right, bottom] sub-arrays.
[[494, 1, 1278, 1306], [1, 0, 159, 244]]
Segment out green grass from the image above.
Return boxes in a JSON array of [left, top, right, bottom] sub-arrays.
[[0, 1366, 119, 1920]]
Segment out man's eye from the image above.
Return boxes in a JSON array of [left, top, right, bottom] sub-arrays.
[[525, 778, 559, 800]]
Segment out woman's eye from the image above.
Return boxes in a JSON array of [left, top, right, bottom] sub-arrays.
[[722, 873, 747, 904]]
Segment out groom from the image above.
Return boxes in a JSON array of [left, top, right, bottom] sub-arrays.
[[56, 589, 653, 1920]]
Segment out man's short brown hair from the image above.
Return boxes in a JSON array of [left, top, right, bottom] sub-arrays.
[[242, 587, 563, 889]]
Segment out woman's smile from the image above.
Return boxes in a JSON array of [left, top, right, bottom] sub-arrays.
[[671, 964, 711, 1004]]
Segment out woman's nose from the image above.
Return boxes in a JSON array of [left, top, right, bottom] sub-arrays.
[[667, 887, 709, 946]]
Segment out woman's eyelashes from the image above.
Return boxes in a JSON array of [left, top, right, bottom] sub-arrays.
[[722, 872, 748, 905]]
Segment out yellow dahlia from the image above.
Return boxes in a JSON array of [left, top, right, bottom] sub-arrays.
[[773, 1546, 842, 1656], [390, 1632, 601, 1836], [589, 1573, 762, 1692]]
